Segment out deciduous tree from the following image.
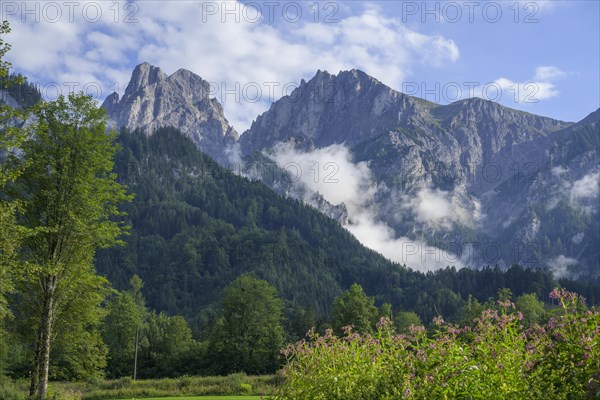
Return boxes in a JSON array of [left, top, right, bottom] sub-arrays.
[[210, 275, 285, 374], [15, 93, 130, 399], [332, 283, 378, 334], [394, 311, 422, 334], [515, 293, 547, 326], [0, 20, 29, 372], [102, 290, 144, 378]]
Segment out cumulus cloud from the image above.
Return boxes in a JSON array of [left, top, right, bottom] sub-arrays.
[[493, 65, 567, 103], [534, 66, 567, 81], [4, 0, 460, 131], [269, 143, 465, 271]]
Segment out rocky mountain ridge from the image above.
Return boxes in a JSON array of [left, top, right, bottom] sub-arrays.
[[101, 63, 599, 277], [101, 62, 238, 164]]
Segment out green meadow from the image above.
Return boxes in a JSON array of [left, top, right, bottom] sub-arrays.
[[108, 397, 263, 400]]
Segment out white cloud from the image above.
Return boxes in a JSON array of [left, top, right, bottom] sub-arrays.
[[571, 172, 600, 200], [269, 143, 465, 271], [547, 255, 578, 279], [493, 65, 567, 103], [345, 214, 464, 272], [405, 188, 455, 229], [551, 165, 568, 177], [547, 168, 599, 211], [4, 0, 460, 131], [534, 66, 567, 81], [413, 188, 452, 223], [401, 187, 482, 230], [270, 142, 375, 210]]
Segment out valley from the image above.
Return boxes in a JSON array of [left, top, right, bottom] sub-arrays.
[[1, 6, 599, 397]]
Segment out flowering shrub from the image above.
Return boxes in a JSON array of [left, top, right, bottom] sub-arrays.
[[274, 289, 599, 399]]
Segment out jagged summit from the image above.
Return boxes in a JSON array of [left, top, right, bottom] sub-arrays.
[[239, 67, 572, 156], [101, 62, 599, 277], [300, 68, 394, 96], [240, 67, 424, 154], [101, 63, 237, 164], [123, 62, 168, 97]]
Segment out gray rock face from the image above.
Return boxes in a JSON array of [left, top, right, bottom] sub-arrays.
[[100, 64, 599, 277], [0, 89, 22, 109], [0, 89, 36, 128], [241, 69, 599, 277], [102, 63, 349, 223], [101, 63, 238, 163], [242, 71, 569, 190], [240, 69, 433, 154]]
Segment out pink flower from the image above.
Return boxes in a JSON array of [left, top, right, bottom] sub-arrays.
[[342, 325, 353, 336], [549, 288, 561, 300], [516, 311, 523, 321], [376, 317, 392, 330]]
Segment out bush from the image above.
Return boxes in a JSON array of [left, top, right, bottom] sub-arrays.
[[176, 375, 193, 390], [46, 386, 83, 400], [274, 289, 600, 400], [240, 383, 253, 393], [115, 376, 132, 389], [0, 376, 26, 400], [79, 374, 276, 399]]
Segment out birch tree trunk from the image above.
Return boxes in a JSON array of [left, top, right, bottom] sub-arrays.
[[28, 334, 41, 397]]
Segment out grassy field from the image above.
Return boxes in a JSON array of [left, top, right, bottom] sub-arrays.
[[4, 374, 276, 400], [109, 397, 264, 400]]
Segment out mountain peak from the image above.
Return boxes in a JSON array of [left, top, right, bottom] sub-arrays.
[[240, 68, 421, 154], [124, 62, 167, 97], [102, 63, 237, 163], [170, 68, 199, 80], [164, 68, 213, 103], [314, 69, 331, 78], [308, 68, 379, 86], [100, 91, 120, 117], [340, 68, 373, 80]]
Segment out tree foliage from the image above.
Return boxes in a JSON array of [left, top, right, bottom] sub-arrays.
[[139, 312, 196, 378], [11, 93, 130, 398], [0, 20, 30, 373], [515, 293, 547, 326], [102, 290, 144, 379], [209, 275, 285, 374], [394, 311, 422, 334], [95, 128, 587, 334], [332, 283, 378, 334], [0, 73, 41, 110]]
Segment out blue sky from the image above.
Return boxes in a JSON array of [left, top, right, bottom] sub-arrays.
[[2, 0, 599, 131]]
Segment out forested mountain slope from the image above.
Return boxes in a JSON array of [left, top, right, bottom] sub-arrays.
[[96, 127, 418, 320], [94, 128, 596, 331], [104, 64, 599, 278], [240, 69, 600, 276]]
